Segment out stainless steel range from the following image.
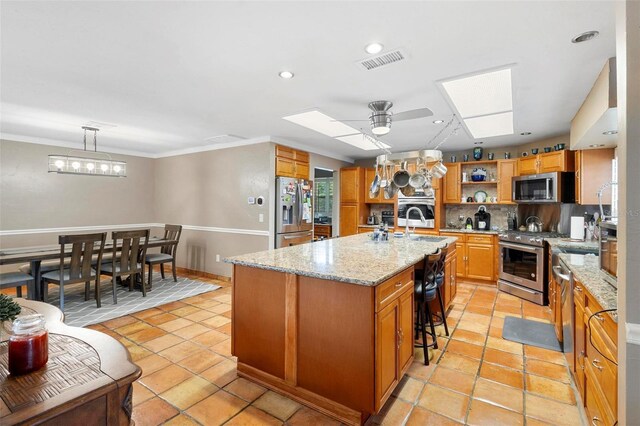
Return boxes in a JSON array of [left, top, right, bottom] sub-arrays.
[[497, 231, 562, 305]]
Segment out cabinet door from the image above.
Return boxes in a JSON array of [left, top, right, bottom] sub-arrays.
[[443, 257, 452, 307], [466, 243, 494, 281], [450, 255, 457, 301], [294, 161, 309, 179], [340, 204, 359, 236], [539, 151, 572, 173], [456, 242, 466, 278], [577, 149, 615, 205], [294, 149, 309, 163], [518, 156, 539, 175], [497, 159, 517, 203], [574, 296, 586, 398], [340, 168, 360, 203], [398, 289, 414, 373], [276, 157, 295, 177], [276, 145, 295, 159], [443, 163, 461, 203], [375, 301, 399, 410]]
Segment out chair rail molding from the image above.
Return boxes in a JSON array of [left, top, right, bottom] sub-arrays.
[[0, 223, 270, 237]]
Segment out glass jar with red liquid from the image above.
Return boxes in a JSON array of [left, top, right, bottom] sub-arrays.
[[9, 314, 49, 375]]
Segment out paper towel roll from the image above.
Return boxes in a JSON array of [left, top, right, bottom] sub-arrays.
[[570, 216, 585, 241]]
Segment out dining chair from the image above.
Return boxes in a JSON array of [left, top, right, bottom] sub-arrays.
[[41, 232, 107, 311], [101, 229, 150, 303], [145, 224, 182, 285], [0, 271, 34, 298]]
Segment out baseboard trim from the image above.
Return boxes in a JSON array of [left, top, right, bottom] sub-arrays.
[[176, 267, 231, 282]]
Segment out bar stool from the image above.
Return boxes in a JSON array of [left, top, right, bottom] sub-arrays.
[[414, 250, 444, 365], [431, 246, 450, 337], [0, 272, 34, 298]]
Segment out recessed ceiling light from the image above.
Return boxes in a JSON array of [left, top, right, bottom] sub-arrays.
[[474, 141, 484, 145], [603, 130, 618, 135], [433, 120, 444, 124], [572, 31, 599, 43], [365, 42, 384, 54], [279, 71, 294, 79], [283, 110, 359, 137], [336, 134, 391, 151], [520, 131, 532, 136]]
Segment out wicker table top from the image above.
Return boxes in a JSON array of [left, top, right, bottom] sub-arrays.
[[0, 299, 141, 425]]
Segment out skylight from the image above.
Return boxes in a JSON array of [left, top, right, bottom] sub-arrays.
[[282, 110, 360, 138], [439, 67, 514, 138], [336, 134, 391, 151]]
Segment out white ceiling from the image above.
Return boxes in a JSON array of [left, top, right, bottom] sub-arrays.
[[0, 1, 616, 160]]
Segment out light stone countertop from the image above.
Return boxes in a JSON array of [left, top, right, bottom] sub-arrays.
[[558, 253, 618, 322], [546, 237, 599, 251], [225, 233, 458, 286], [439, 228, 500, 235]]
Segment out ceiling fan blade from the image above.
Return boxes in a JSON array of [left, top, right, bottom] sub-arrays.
[[393, 107, 433, 121], [329, 119, 370, 122]]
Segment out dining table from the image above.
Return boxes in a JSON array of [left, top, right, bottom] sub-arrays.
[[0, 237, 177, 300]]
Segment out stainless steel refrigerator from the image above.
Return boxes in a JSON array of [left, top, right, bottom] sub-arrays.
[[275, 177, 313, 248]]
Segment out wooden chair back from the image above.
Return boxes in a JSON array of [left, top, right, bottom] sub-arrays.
[[421, 248, 444, 289], [161, 224, 182, 256], [110, 229, 150, 276], [58, 233, 107, 282]]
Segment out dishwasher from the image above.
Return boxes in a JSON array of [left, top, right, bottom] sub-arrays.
[[553, 256, 574, 370]]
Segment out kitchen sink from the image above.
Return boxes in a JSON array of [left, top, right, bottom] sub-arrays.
[[407, 235, 448, 243], [557, 247, 598, 255]]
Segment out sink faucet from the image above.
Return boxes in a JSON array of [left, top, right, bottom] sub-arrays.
[[405, 207, 426, 238]]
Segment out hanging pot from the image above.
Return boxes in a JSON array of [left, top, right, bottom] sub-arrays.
[[392, 161, 410, 188], [379, 163, 390, 188], [369, 161, 381, 198], [430, 161, 448, 179], [384, 180, 398, 199], [409, 160, 427, 189], [400, 185, 416, 197]]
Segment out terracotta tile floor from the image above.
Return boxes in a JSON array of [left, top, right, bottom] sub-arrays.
[[89, 275, 586, 425]]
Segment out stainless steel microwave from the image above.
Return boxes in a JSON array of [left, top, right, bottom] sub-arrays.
[[512, 172, 575, 203], [599, 221, 617, 288]]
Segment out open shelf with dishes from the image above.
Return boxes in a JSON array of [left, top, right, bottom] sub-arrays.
[[461, 181, 497, 185]]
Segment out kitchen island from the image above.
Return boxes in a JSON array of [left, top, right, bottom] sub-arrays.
[[226, 233, 457, 425]]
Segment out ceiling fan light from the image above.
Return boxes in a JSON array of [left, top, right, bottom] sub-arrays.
[[372, 126, 390, 136]]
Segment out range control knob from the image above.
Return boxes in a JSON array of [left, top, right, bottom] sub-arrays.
[[535, 238, 542, 243], [499, 234, 508, 238], [529, 238, 536, 243], [515, 235, 522, 240]]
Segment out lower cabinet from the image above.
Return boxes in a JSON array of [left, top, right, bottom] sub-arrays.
[[374, 269, 414, 412], [573, 278, 617, 426], [443, 246, 457, 307], [440, 232, 495, 284], [340, 204, 360, 236]]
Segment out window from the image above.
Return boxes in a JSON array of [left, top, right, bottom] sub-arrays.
[[314, 177, 333, 218]]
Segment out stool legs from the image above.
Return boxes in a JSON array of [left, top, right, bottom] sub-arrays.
[[436, 287, 450, 337]]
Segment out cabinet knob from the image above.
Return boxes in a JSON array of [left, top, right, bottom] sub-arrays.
[[395, 281, 403, 288], [594, 314, 605, 322], [591, 417, 601, 425], [575, 286, 583, 292], [592, 358, 604, 371]]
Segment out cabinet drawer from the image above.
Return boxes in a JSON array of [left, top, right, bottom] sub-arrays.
[[585, 360, 617, 426], [376, 268, 414, 312], [586, 303, 617, 349], [585, 310, 617, 417], [466, 234, 493, 244], [440, 232, 466, 241], [573, 282, 586, 310]]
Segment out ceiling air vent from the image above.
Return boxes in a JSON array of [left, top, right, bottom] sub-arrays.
[[358, 49, 406, 71]]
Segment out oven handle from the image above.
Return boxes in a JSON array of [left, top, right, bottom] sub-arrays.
[[499, 241, 542, 253]]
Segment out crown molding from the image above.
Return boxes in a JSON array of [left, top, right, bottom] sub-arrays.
[[154, 136, 273, 158]]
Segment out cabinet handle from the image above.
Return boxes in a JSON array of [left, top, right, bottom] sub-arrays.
[[397, 330, 403, 348], [395, 281, 403, 288], [575, 286, 583, 292], [592, 359, 604, 371], [594, 314, 605, 322], [591, 417, 601, 425]]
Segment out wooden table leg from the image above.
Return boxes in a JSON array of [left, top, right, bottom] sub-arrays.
[[30, 260, 42, 300]]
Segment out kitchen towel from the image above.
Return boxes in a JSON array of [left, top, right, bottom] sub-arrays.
[[570, 216, 585, 240]]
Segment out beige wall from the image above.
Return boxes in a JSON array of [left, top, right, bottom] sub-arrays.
[[154, 143, 272, 276], [616, 1, 640, 423], [309, 152, 353, 237]]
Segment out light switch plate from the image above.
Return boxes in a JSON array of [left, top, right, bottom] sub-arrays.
[[247, 197, 256, 204], [259, 213, 264, 223]]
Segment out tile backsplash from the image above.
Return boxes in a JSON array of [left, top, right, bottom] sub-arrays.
[[445, 204, 515, 230]]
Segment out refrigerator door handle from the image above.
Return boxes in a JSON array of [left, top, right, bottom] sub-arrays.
[[297, 182, 303, 226], [283, 232, 312, 240]]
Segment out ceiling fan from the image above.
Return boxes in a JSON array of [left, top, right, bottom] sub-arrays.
[[337, 100, 433, 136]]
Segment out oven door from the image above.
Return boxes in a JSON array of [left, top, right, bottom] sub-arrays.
[[499, 241, 544, 291], [397, 201, 435, 228]]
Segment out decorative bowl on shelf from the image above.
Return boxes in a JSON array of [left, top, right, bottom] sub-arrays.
[[471, 174, 486, 182], [470, 168, 487, 181], [474, 191, 488, 203]]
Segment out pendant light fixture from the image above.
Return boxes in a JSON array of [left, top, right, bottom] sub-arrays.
[[48, 127, 127, 177]]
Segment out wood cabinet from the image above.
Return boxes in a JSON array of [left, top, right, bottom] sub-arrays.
[[575, 148, 615, 205], [341, 167, 361, 203], [440, 232, 496, 284], [374, 269, 414, 411], [340, 204, 360, 237], [442, 246, 458, 307], [497, 159, 517, 203], [314, 224, 332, 240], [340, 167, 366, 237], [518, 150, 574, 175], [573, 278, 618, 426], [275, 145, 310, 179], [443, 163, 461, 204], [364, 168, 394, 204]]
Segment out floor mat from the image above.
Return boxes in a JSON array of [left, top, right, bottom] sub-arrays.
[[502, 316, 563, 352], [45, 276, 221, 327]]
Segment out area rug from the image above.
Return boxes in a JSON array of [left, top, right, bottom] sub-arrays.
[[44, 276, 221, 328], [502, 316, 563, 352]]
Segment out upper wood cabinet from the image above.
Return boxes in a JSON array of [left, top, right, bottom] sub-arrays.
[[575, 148, 615, 205], [275, 145, 310, 179], [364, 168, 394, 204], [518, 150, 574, 176], [443, 163, 461, 204], [340, 167, 362, 203], [497, 159, 517, 203]]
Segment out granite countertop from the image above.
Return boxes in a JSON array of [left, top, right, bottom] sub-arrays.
[[226, 233, 457, 286], [546, 237, 599, 251], [558, 253, 617, 322], [439, 228, 500, 235]]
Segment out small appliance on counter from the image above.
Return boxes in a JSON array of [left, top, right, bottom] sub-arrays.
[[507, 211, 517, 230], [367, 215, 379, 225], [474, 206, 491, 230], [570, 216, 585, 240]]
